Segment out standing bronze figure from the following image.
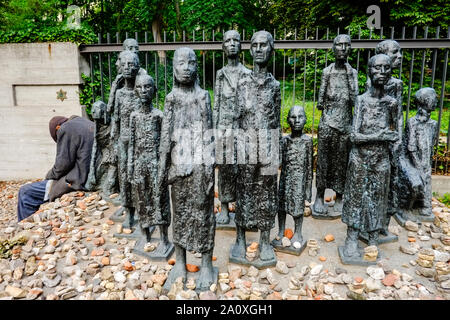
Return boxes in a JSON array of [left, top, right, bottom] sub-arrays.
[[110, 51, 141, 229], [108, 38, 147, 222], [231, 31, 281, 268], [214, 30, 251, 228], [360, 40, 404, 244], [108, 38, 147, 117], [85, 101, 118, 196], [157, 47, 217, 291], [129, 74, 173, 260], [339, 54, 399, 266], [272, 105, 313, 255], [313, 34, 358, 219], [403, 88, 439, 218]]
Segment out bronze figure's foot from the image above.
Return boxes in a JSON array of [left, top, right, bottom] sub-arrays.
[[216, 211, 230, 224], [419, 207, 432, 216], [271, 234, 283, 246], [167, 262, 186, 284], [121, 217, 132, 229], [259, 242, 275, 261], [152, 240, 171, 256], [230, 241, 246, 259], [121, 209, 136, 229], [291, 234, 303, 245], [110, 207, 126, 222], [313, 197, 327, 215], [196, 264, 215, 291], [334, 197, 344, 213], [343, 240, 360, 259]]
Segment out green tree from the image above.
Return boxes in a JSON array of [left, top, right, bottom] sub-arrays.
[[389, 0, 450, 27], [0, 0, 95, 43], [179, 0, 263, 33], [269, 0, 450, 35]]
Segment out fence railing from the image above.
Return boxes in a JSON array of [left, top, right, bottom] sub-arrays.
[[79, 25, 450, 175]]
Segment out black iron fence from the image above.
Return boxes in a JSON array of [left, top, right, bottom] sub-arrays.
[[79, 25, 450, 174]]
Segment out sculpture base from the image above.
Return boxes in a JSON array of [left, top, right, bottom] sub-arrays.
[[417, 214, 436, 223], [393, 212, 407, 227], [394, 210, 435, 227], [121, 213, 137, 229], [109, 207, 125, 222], [338, 246, 379, 266], [311, 206, 341, 220], [358, 232, 398, 245], [132, 237, 174, 261], [99, 191, 122, 207], [215, 212, 257, 232], [229, 244, 277, 269], [162, 267, 219, 294], [113, 225, 155, 240], [271, 238, 307, 256]]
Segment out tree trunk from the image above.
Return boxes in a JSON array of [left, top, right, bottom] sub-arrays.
[[174, 0, 182, 40], [151, 18, 166, 63]]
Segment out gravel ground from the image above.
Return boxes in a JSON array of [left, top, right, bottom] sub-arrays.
[[0, 179, 448, 300]]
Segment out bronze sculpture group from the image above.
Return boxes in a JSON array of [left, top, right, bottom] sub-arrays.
[[86, 31, 439, 289]]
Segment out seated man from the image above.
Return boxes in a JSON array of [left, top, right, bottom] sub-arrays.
[[17, 115, 95, 221]]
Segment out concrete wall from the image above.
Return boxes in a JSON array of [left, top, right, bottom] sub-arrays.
[[432, 176, 450, 196], [0, 42, 88, 181]]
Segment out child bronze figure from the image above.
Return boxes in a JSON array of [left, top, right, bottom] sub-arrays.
[[272, 105, 313, 255]]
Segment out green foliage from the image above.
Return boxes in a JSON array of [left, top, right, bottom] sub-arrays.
[[269, 0, 360, 33], [269, 0, 450, 32], [102, 0, 173, 35], [0, 22, 96, 44], [179, 0, 266, 33], [79, 72, 108, 114], [438, 193, 450, 206], [432, 138, 449, 174], [389, 0, 450, 27], [0, 0, 96, 44], [1, 0, 61, 30], [434, 140, 449, 157], [79, 54, 172, 113], [1, 0, 449, 44]]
